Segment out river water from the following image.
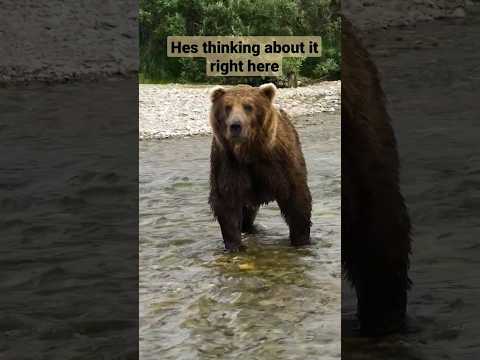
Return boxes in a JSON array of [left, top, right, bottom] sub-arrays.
[[139, 113, 341, 359]]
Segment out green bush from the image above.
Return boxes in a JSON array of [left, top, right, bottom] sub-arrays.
[[312, 46, 340, 80], [139, 0, 340, 84], [313, 58, 339, 79]]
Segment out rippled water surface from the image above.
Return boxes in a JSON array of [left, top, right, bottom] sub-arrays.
[[140, 114, 340, 359], [0, 80, 138, 358]]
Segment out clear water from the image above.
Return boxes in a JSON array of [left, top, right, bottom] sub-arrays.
[[140, 114, 341, 359]]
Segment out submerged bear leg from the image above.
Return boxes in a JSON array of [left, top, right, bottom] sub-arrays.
[[344, 163, 411, 335], [353, 260, 409, 336], [241, 205, 259, 233], [342, 165, 411, 335], [278, 186, 312, 246], [216, 205, 244, 251]]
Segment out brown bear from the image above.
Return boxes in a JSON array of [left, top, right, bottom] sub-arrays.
[[342, 16, 412, 336], [208, 83, 312, 251]]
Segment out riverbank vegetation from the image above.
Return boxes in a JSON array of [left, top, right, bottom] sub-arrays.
[[139, 0, 340, 86]]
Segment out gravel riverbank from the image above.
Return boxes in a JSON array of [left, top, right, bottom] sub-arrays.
[[139, 81, 340, 140]]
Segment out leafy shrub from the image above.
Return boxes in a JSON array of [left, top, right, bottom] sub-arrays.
[[139, 0, 340, 84]]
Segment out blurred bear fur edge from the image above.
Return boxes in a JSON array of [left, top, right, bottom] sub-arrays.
[[341, 16, 412, 336]]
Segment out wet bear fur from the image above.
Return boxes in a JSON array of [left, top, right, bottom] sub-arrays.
[[208, 83, 312, 251]]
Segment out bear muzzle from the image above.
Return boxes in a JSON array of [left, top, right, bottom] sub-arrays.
[[226, 116, 248, 142], [229, 121, 242, 136]]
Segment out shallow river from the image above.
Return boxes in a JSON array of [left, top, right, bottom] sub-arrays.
[[140, 114, 341, 359]]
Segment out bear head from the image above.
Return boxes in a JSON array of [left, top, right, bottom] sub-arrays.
[[209, 83, 278, 159]]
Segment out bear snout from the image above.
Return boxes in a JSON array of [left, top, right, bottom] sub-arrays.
[[226, 115, 247, 141], [229, 121, 242, 136]]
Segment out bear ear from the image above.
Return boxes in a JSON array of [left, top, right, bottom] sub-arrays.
[[210, 86, 226, 103], [259, 83, 277, 102]]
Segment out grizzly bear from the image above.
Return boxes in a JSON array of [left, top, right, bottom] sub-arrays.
[[208, 83, 312, 251], [342, 16, 412, 336]]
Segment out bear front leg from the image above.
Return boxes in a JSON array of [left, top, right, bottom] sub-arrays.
[[241, 205, 259, 233], [278, 186, 312, 246], [350, 190, 411, 335], [343, 195, 410, 335], [216, 205, 244, 251], [354, 263, 409, 336]]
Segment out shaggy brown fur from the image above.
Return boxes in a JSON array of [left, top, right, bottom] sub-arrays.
[[342, 17, 412, 336], [209, 83, 312, 251]]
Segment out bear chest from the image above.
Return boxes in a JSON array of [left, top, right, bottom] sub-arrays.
[[245, 165, 284, 205]]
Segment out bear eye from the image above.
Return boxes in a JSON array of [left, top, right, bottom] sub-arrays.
[[243, 104, 253, 112], [225, 105, 232, 114]]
